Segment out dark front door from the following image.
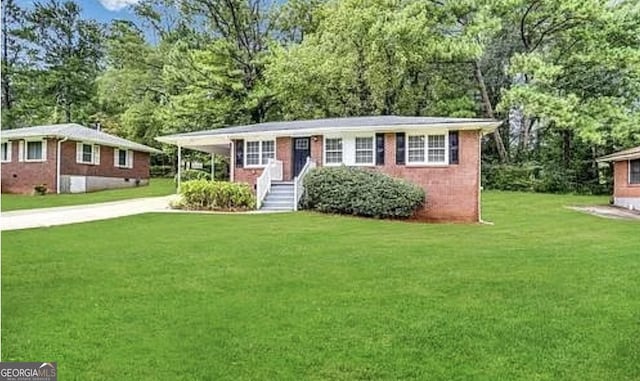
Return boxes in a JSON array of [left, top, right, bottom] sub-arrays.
[[292, 137, 311, 177]]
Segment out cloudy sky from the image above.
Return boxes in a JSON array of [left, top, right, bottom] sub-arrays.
[[18, 0, 143, 24]]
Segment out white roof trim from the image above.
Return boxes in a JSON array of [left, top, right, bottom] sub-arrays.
[[156, 122, 501, 147]]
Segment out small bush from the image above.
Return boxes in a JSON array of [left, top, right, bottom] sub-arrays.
[[33, 184, 48, 195], [179, 180, 255, 211], [483, 163, 541, 192], [175, 169, 211, 184], [151, 165, 173, 178], [301, 167, 425, 219]]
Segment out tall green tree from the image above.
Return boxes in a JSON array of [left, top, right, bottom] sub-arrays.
[[1, 0, 31, 128], [26, 0, 104, 123]]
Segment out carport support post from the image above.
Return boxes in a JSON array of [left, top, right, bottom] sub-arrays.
[[211, 153, 216, 181], [177, 145, 182, 192]]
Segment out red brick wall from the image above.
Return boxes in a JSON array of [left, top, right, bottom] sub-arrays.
[[613, 160, 640, 197], [1, 139, 151, 194], [60, 141, 150, 179], [234, 137, 293, 188], [230, 131, 482, 222], [310, 135, 323, 165], [377, 131, 480, 222], [277, 137, 293, 181], [1, 139, 58, 194]]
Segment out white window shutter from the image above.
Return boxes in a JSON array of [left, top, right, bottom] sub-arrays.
[[41, 139, 47, 161], [128, 150, 134, 168], [76, 142, 83, 163], [94, 145, 100, 165], [18, 140, 24, 162], [114, 148, 119, 167], [6, 141, 12, 162]]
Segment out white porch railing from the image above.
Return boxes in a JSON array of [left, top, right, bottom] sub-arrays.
[[293, 157, 316, 211], [256, 159, 283, 209]]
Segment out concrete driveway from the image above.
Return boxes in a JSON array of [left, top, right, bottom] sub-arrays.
[[1, 196, 174, 231]]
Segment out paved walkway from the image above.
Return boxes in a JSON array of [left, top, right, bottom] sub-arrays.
[[1, 196, 175, 231], [569, 205, 640, 220]]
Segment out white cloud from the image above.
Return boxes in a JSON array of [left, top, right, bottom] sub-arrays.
[[99, 0, 142, 12]]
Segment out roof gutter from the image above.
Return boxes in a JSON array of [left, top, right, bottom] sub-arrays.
[[596, 153, 640, 163], [56, 136, 68, 194], [156, 122, 502, 146]]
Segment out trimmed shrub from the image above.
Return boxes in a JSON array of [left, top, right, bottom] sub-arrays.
[[301, 166, 425, 219], [178, 180, 255, 211], [174, 169, 211, 184], [151, 165, 173, 178], [482, 163, 541, 192]]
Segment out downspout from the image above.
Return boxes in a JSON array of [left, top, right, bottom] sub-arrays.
[[56, 137, 68, 194], [478, 130, 493, 225]]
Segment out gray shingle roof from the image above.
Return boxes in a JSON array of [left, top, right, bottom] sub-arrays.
[[1, 123, 161, 153], [158, 116, 498, 140], [597, 145, 640, 162]]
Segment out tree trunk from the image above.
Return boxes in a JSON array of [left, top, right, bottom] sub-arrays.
[[562, 129, 572, 168], [1, 4, 12, 112], [473, 61, 508, 162]]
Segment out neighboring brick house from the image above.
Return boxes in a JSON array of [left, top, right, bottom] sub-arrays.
[[157, 116, 500, 222], [598, 146, 640, 211], [1, 123, 161, 194]]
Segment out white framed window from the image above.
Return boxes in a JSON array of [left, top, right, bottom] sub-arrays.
[[76, 143, 100, 165], [324, 137, 343, 165], [427, 135, 446, 163], [24, 140, 46, 162], [630, 159, 640, 185], [244, 139, 275, 167], [114, 148, 133, 168], [407, 133, 448, 165], [261, 140, 275, 164], [1, 141, 11, 163], [407, 136, 425, 163], [355, 137, 374, 165]]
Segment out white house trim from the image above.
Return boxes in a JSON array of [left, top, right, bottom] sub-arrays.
[[114, 148, 134, 169], [243, 139, 276, 168], [323, 133, 376, 167], [23, 138, 47, 162], [76, 142, 100, 165], [405, 132, 449, 167], [1, 141, 12, 163]]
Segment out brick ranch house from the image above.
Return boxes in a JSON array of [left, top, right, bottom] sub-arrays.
[[597, 145, 640, 211], [1, 123, 161, 194], [158, 116, 500, 222]]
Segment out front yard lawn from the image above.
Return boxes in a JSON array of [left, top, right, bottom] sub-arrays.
[[2, 192, 639, 380], [0, 178, 175, 211]]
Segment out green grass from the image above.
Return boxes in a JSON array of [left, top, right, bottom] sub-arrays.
[[2, 192, 639, 380], [0, 178, 175, 211]]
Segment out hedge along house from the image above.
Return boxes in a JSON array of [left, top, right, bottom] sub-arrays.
[[1, 123, 161, 194], [597, 145, 640, 211], [157, 116, 500, 222]]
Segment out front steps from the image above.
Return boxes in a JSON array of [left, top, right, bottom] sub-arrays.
[[261, 182, 295, 211]]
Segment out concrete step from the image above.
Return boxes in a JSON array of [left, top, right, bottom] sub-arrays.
[[262, 200, 294, 208], [266, 195, 294, 201]]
